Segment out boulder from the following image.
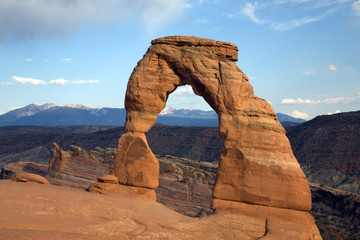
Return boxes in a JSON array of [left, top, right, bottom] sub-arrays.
[[0, 161, 48, 180], [13, 172, 50, 184], [97, 174, 118, 184], [87, 182, 156, 201]]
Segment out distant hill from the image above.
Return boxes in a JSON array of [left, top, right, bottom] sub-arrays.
[[286, 110, 360, 193], [0, 103, 305, 127], [1, 110, 359, 194], [276, 113, 306, 127]]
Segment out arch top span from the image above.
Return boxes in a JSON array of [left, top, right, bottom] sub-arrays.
[[116, 35, 312, 213], [151, 36, 239, 62], [124, 36, 256, 133]]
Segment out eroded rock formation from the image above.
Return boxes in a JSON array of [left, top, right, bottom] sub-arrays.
[[116, 36, 321, 239], [48, 143, 115, 188], [13, 172, 50, 184]]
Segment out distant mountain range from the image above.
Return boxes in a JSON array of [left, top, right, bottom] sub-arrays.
[[0, 103, 306, 127]]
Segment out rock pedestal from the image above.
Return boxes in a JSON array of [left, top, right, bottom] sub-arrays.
[[115, 36, 321, 238]]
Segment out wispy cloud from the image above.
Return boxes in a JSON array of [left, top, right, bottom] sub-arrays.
[[237, 2, 265, 24], [353, 0, 360, 16], [281, 98, 320, 104], [0, 0, 190, 40], [270, 14, 325, 31], [10, 76, 47, 85], [25, 58, 33, 62], [302, 71, 312, 76], [229, 0, 351, 31], [328, 64, 337, 71], [49, 79, 69, 86], [290, 110, 310, 119], [61, 58, 72, 62], [70, 80, 100, 84], [172, 85, 194, 95], [1, 76, 100, 86], [281, 92, 360, 105]]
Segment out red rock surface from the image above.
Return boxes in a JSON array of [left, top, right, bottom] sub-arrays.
[[115, 132, 159, 189], [48, 142, 115, 188], [97, 174, 118, 184], [13, 172, 49, 184], [87, 181, 157, 201], [115, 35, 320, 238], [0, 161, 48, 179], [0, 180, 269, 239]]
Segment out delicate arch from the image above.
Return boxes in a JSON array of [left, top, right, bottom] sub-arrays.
[[115, 36, 312, 212]]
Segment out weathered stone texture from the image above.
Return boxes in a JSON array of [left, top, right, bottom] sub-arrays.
[[48, 143, 115, 188], [118, 36, 310, 208], [13, 172, 50, 184], [115, 35, 320, 238], [115, 132, 159, 189]]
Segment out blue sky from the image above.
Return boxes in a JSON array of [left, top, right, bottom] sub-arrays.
[[0, 0, 359, 119]]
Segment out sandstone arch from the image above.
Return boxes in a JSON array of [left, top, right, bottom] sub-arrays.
[[115, 36, 321, 238], [116, 35, 311, 210]]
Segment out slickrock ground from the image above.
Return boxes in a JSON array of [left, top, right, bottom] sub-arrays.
[[1, 180, 268, 240], [2, 152, 360, 239]]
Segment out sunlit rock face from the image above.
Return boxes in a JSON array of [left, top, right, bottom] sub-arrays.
[[115, 36, 321, 239]]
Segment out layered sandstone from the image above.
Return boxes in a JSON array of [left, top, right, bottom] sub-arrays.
[[115, 35, 320, 238], [48, 143, 115, 188], [13, 172, 50, 184]]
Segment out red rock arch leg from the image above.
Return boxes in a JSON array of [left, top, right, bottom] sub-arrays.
[[116, 36, 311, 210]]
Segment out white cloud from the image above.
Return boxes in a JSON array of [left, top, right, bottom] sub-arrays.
[[281, 98, 320, 104], [271, 15, 324, 31], [49, 79, 69, 86], [25, 58, 33, 62], [327, 110, 341, 115], [239, 2, 265, 24], [0, 0, 190, 40], [322, 93, 360, 104], [61, 58, 72, 62], [2, 76, 100, 86], [230, 0, 349, 31], [290, 110, 310, 119], [281, 92, 360, 105], [353, 0, 360, 16], [70, 80, 99, 84], [172, 85, 195, 95], [328, 64, 337, 71], [11, 76, 46, 85]]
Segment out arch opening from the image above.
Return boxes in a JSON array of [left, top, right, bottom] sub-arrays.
[[116, 36, 313, 217], [147, 84, 222, 217]]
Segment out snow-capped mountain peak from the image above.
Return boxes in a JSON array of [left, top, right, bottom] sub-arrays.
[[39, 103, 57, 110], [159, 106, 175, 115], [62, 104, 89, 110]]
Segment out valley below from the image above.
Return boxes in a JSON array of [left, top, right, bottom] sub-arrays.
[[1, 110, 360, 239]]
